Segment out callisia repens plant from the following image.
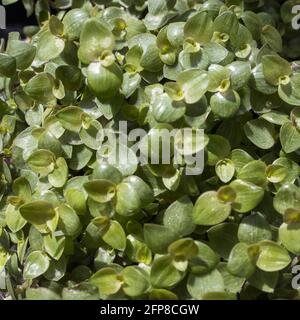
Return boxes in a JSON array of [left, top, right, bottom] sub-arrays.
[[1, 0, 300, 300]]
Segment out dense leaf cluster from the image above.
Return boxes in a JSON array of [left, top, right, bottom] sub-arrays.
[[1, 0, 300, 300]]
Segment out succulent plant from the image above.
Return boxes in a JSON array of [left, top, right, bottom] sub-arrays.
[[1, 0, 300, 300]]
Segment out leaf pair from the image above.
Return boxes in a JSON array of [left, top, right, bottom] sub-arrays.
[[193, 180, 264, 226]]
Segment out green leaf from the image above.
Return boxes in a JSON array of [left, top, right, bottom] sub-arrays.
[[57, 204, 81, 237], [189, 241, 220, 274], [291, 107, 300, 129], [125, 45, 143, 72], [230, 179, 264, 213], [122, 266, 150, 297], [121, 72, 141, 98], [144, 224, 178, 254], [250, 65, 278, 95], [90, 267, 122, 296], [144, 0, 177, 30], [203, 42, 229, 64], [48, 157, 68, 188], [0, 247, 9, 272], [49, 15, 64, 36], [65, 188, 87, 215], [79, 119, 103, 150], [282, 199, 300, 221], [228, 243, 256, 278], [44, 256, 67, 281], [248, 269, 278, 293], [70, 265, 92, 283], [278, 74, 300, 106], [0, 53, 16, 78], [102, 220, 126, 251], [23, 251, 50, 280], [215, 159, 235, 183], [5, 205, 27, 233], [105, 144, 138, 177], [168, 238, 198, 261], [28, 226, 44, 251], [43, 233, 65, 260], [151, 255, 185, 289], [192, 191, 232, 226], [208, 223, 239, 259], [273, 184, 300, 215], [207, 64, 230, 92], [217, 262, 245, 294], [84, 216, 110, 249], [206, 134, 231, 166], [177, 69, 210, 104], [87, 62, 123, 100], [244, 118, 276, 150], [213, 11, 239, 38], [62, 283, 99, 300], [271, 157, 298, 185], [13, 177, 32, 202], [20, 200, 56, 227], [241, 11, 261, 41], [56, 106, 83, 132], [237, 160, 267, 187], [184, 11, 213, 44], [227, 61, 251, 91], [284, 207, 300, 224], [174, 128, 206, 157], [140, 44, 163, 72], [24, 73, 55, 103], [27, 149, 56, 174], [260, 111, 289, 126], [26, 287, 61, 300], [55, 65, 83, 91], [78, 18, 115, 64], [280, 122, 300, 153], [36, 30, 65, 62], [163, 196, 195, 237], [84, 179, 116, 204], [210, 89, 240, 119], [187, 269, 225, 299], [151, 93, 186, 123], [68, 145, 93, 171], [148, 289, 177, 300], [261, 25, 282, 52], [116, 176, 153, 216], [7, 40, 36, 70], [262, 55, 292, 86], [279, 222, 300, 255], [202, 292, 237, 300], [63, 8, 90, 41], [37, 130, 62, 157], [266, 164, 288, 184], [250, 240, 291, 272], [238, 213, 272, 245], [92, 163, 123, 184]]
